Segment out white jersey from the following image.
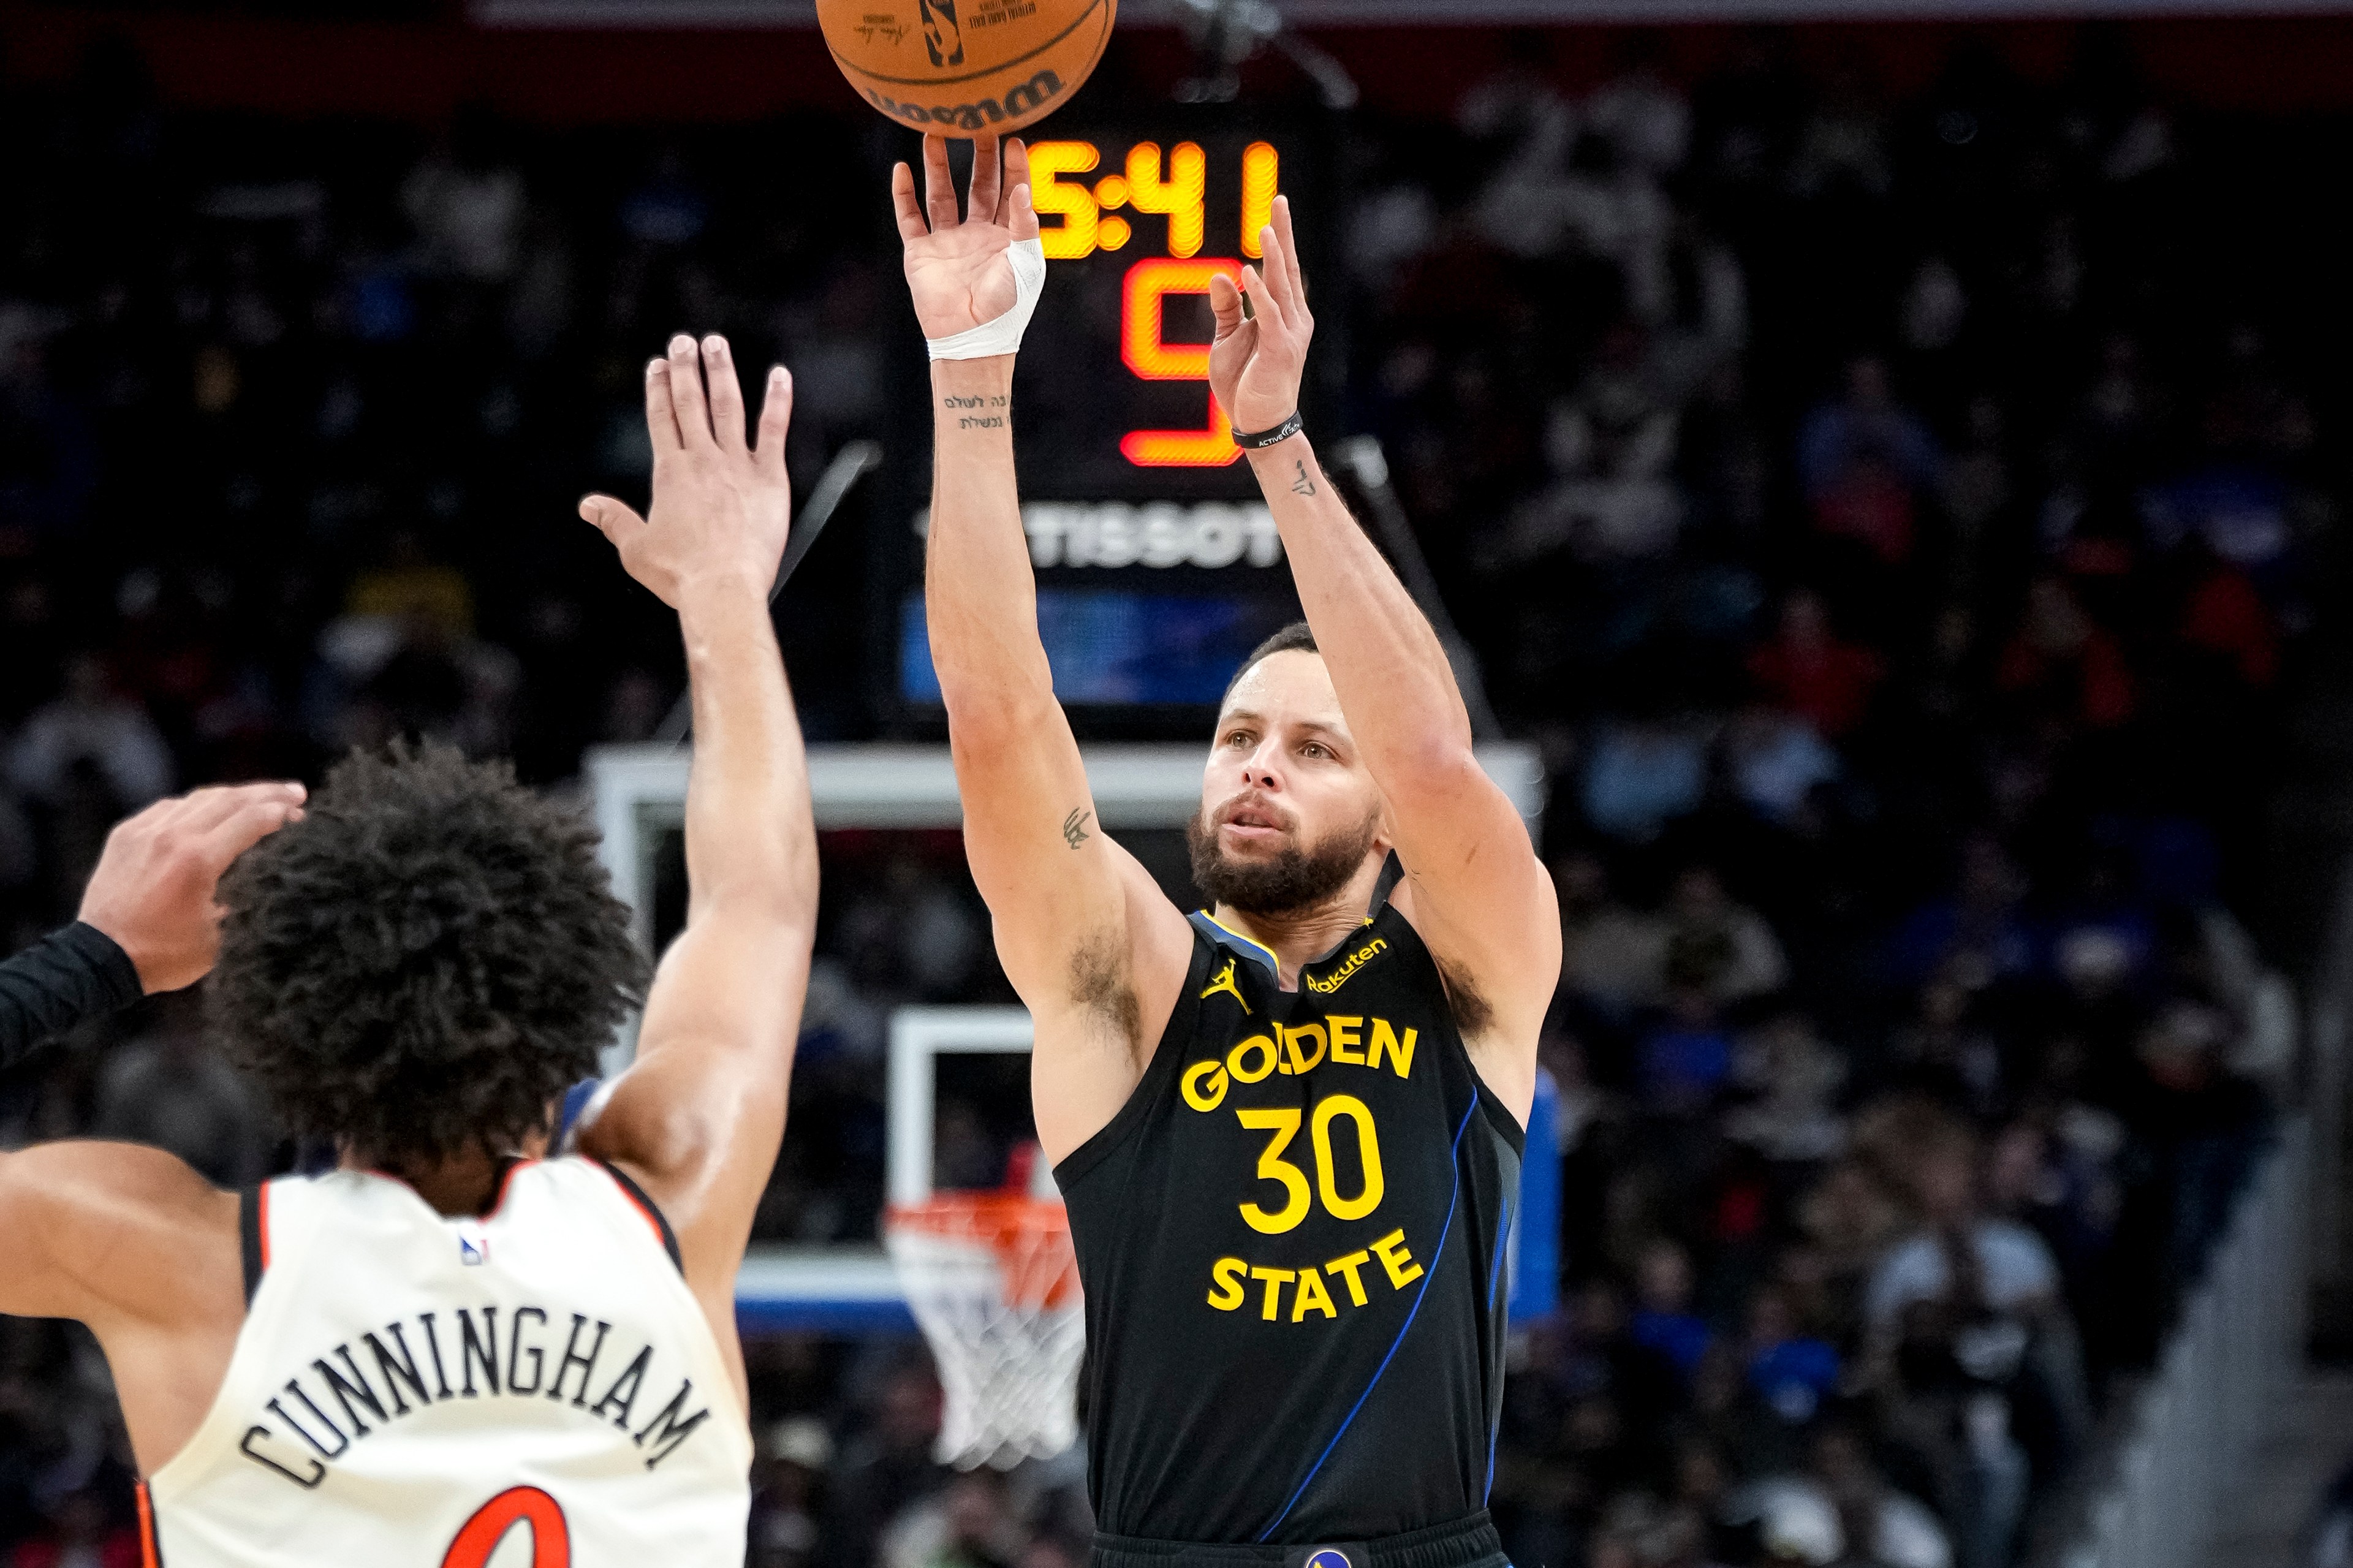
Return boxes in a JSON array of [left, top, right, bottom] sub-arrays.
[[142, 1159, 752, 1567]]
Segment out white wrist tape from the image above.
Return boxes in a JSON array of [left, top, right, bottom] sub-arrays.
[[925, 237, 1047, 361]]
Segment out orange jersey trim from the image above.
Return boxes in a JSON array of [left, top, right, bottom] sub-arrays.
[[135, 1480, 161, 1568]]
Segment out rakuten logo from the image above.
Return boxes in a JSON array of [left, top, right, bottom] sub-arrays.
[[911, 502, 1285, 569]]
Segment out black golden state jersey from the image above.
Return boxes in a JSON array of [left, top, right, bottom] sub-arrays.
[[1057, 895, 1525, 1547]]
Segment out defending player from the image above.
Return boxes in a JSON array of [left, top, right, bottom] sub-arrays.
[[897, 136, 1560, 1561], [0, 332, 816, 1565]]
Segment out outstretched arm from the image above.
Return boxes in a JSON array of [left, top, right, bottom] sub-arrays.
[[896, 135, 1190, 1162], [573, 335, 818, 1361], [0, 783, 301, 1472], [0, 781, 305, 1072], [1207, 200, 1558, 1122]]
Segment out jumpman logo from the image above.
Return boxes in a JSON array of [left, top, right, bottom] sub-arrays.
[[1200, 958, 1251, 1015]]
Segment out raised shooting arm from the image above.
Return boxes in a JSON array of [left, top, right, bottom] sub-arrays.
[[1207, 200, 1558, 1123], [896, 135, 1190, 1162]]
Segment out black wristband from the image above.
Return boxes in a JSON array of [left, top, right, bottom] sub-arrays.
[[1232, 410, 1304, 450]]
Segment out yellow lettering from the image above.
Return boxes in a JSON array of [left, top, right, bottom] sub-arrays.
[[1311, 1095, 1385, 1221], [1227, 1034, 1276, 1084], [1327, 1015, 1365, 1064], [1249, 1265, 1295, 1320], [1326, 1249, 1373, 1306], [1207, 1256, 1248, 1311], [1290, 1264, 1338, 1321], [1281, 1023, 1328, 1075], [1369, 1018, 1418, 1079], [1235, 1108, 1311, 1233], [1371, 1228, 1423, 1289], [1181, 1059, 1229, 1112]]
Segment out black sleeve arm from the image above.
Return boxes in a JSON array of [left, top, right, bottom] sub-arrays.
[[0, 923, 143, 1071]]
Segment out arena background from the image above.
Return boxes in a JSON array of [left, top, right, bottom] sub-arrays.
[[8, 1, 2353, 1565]]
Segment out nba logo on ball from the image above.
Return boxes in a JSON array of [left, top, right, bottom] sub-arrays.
[[917, 0, 965, 67], [816, 0, 1116, 137], [1303, 1551, 1352, 1568]]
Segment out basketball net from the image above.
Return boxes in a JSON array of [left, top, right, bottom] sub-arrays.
[[882, 1145, 1084, 1469]]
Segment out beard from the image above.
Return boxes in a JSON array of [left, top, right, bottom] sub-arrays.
[[1186, 802, 1382, 918]]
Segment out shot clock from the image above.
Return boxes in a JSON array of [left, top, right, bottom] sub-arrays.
[[885, 117, 1329, 717]]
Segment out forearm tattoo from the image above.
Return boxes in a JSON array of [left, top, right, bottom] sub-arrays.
[[1291, 459, 1315, 496], [941, 392, 1010, 430], [1063, 807, 1092, 849]]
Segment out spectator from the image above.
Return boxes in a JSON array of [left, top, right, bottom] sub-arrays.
[[1641, 987, 1737, 1116], [1809, 1425, 1953, 1568], [1631, 1238, 1714, 1378], [880, 1469, 1021, 1568], [1884, 838, 2034, 992], [1663, 866, 1788, 1007], [820, 1366, 949, 1568], [1586, 716, 1714, 843], [1557, 851, 1671, 1017], [7, 657, 173, 814], [1743, 1285, 1840, 1428], [1863, 1111, 2081, 1568], [1724, 1012, 1846, 1164], [749, 1418, 833, 1568], [1797, 357, 1942, 567], [1745, 592, 1883, 739], [1995, 575, 2135, 730], [1722, 706, 1840, 826]]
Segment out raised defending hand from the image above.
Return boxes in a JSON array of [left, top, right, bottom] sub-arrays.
[[893, 134, 1040, 342], [78, 781, 306, 993], [580, 334, 792, 609], [1207, 195, 1314, 435]]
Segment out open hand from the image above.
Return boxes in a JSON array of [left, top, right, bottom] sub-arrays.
[[1207, 195, 1314, 436], [893, 134, 1040, 343], [580, 334, 792, 609], [79, 782, 306, 993]]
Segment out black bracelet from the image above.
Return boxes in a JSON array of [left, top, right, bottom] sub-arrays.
[[1232, 410, 1304, 449]]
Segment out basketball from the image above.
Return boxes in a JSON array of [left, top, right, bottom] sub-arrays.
[[814, 0, 1114, 137]]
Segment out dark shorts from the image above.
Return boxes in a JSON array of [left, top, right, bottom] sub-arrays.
[[1090, 1512, 1509, 1568]]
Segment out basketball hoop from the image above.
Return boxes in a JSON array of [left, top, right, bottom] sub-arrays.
[[883, 1158, 1084, 1470]]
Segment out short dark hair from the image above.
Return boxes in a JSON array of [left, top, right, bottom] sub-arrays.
[[209, 742, 646, 1168], [1222, 621, 1319, 705]]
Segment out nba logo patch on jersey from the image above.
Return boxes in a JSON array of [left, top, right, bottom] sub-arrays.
[[1292, 1548, 1359, 1568], [456, 1224, 489, 1266]]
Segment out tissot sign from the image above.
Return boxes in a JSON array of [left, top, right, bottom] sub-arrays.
[[912, 501, 1286, 570]]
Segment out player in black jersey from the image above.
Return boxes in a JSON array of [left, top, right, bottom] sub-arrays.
[[895, 136, 1560, 1568]]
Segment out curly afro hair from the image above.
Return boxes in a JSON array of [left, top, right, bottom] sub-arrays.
[[209, 741, 647, 1168]]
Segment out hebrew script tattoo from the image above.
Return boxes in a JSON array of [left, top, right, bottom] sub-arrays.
[[942, 392, 1010, 430], [1062, 807, 1092, 849], [1291, 460, 1315, 496]]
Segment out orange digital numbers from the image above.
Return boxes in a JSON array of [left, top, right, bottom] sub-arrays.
[[1029, 140, 1102, 260], [1241, 142, 1279, 258], [1126, 142, 1206, 259], [1027, 138, 1282, 468], [1120, 257, 1243, 468]]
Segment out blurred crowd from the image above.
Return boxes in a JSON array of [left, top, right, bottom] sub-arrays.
[[0, 23, 2333, 1568]]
